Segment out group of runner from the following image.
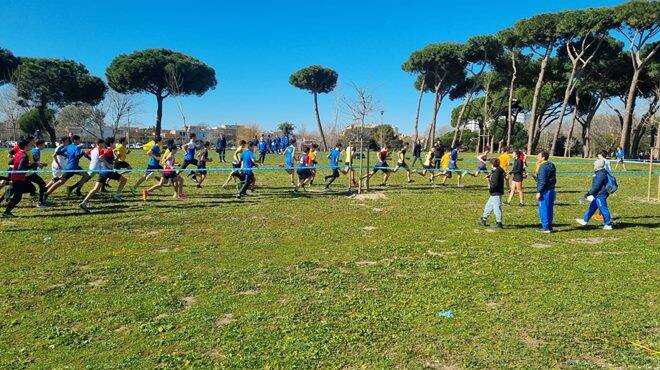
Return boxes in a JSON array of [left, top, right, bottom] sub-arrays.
[[0, 134, 621, 232]]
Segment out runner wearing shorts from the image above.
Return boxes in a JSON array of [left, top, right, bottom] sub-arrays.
[[45, 135, 91, 198], [294, 146, 313, 192], [131, 136, 163, 193], [80, 137, 127, 212], [283, 138, 297, 185], [392, 142, 414, 183], [342, 141, 358, 187], [361, 145, 391, 186], [223, 140, 246, 188]]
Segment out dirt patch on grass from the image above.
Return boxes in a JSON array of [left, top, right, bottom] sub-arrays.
[[350, 192, 387, 201], [87, 278, 106, 287], [238, 290, 258, 296], [182, 296, 196, 308], [485, 301, 498, 308], [44, 283, 65, 292], [113, 325, 129, 333], [155, 313, 169, 320], [427, 250, 455, 257], [520, 331, 543, 349], [356, 260, 379, 267], [207, 347, 225, 359], [580, 354, 615, 368], [157, 248, 170, 253], [215, 313, 237, 327], [570, 237, 617, 245], [362, 226, 377, 231], [423, 361, 460, 369], [589, 251, 628, 256], [531, 243, 552, 249], [145, 230, 160, 237]]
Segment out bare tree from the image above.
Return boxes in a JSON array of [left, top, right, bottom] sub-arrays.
[[57, 104, 106, 139], [101, 90, 141, 139], [590, 114, 622, 155], [166, 67, 187, 131], [297, 121, 309, 142], [343, 83, 380, 193], [237, 123, 262, 141], [0, 85, 28, 140]]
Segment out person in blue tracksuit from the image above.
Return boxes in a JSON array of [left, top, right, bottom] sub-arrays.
[[257, 135, 268, 164], [237, 142, 257, 198], [283, 138, 297, 185], [575, 159, 613, 230], [614, 146, 626, 171], [324, 143, 343, 189], [182, 133, 200, 182], [535, 151, 556, 233]]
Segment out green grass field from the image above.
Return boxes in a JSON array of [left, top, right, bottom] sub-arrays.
[[0, 150, 658, 368]]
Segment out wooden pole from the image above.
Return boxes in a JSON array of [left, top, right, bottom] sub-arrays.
[[366, 147, 371, 191], [648, 146, 654, 201]]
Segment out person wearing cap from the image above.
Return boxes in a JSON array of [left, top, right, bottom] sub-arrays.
[[575, 159, 613, 230]]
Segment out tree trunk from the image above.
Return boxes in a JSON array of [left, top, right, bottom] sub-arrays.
[[619, 69, 640, 155], [413, 78, 425, 143], [313, 92, 328, 151], [427, 90, 442, 149], [630, 126, 644, 157], [580, 122, 589, 158], [526, 48, 552, 154], [531, 114, 543, 153], [630, 95, 659, 157], [476, 124, 483, 153], [156, 94, 164, 137], [482, 78, 490, 150], [424, 122, 433, 150], [451, 91, 473, 147], [550, 65, 578, 156], [564, 95, 579, 157], [506, 51, 517, 147], [38, 104, 56, 145], [581, 99, 600, 157]]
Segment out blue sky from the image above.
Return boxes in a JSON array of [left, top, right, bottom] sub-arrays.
[[0, 0, 623, 134]]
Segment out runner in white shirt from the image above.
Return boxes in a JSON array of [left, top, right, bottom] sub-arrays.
[[47, 136, 70, 189], [88, 141, 102, 176]]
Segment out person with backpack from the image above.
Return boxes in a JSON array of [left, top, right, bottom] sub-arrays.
[[575, 159, 614, 230]]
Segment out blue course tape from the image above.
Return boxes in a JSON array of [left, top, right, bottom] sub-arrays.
[[1, 165, 658, 176]]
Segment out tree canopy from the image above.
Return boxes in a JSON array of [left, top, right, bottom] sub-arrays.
[[288, 65, 338, 151], [288, 65, 338, 94], [0, 48, 19, 85], [17, 107, 55, 136], [106, 48, 217, 136], [13, 58, 107, 143], [277, 121, 295, 135]]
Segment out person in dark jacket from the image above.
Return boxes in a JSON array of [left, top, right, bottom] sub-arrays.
[[576, 159, 613, 230], [477, 158, 505, 229], [3, 139, 36, 218], [216, 134, 227, 162], [411, 140, 422, 167], [535, 151, 556, 233]]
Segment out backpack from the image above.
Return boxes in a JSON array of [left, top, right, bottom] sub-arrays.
[[606, 173, 618, 195]]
